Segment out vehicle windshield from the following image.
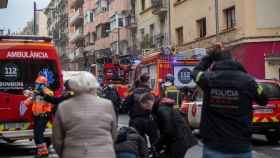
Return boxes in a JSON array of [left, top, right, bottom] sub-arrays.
[[259, 82, 280, 100], [0, 60, 60, 95]]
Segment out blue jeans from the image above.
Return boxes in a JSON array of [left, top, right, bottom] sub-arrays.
[[117, 152, 137, 158], [203, 145, 252, 158]]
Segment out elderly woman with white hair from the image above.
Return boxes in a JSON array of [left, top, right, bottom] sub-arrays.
[[52, 71, 117, 158]]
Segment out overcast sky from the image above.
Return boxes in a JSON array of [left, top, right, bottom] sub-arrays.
[[0, 0, 51, 33]]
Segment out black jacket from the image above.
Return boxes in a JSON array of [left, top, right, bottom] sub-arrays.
[[126, 84, 152, 118], [43, 91, 74, 113], [192, 55, 268, 153], [103, 86, 121, 113], [115, 128, 149, 158], [154, 100, 197, 158]]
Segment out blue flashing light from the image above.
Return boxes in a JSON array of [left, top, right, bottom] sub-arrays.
[[133, 60, 141, 65]]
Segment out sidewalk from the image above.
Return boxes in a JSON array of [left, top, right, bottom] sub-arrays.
[[185, 142, 272, 158]]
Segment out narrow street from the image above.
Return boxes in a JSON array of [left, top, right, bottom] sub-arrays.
[[0, 114, 279, 158]]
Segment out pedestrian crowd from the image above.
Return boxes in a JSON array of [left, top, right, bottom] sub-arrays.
[[27, 43, 267, 158]]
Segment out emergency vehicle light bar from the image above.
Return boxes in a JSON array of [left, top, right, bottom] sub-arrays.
[[0, 35, 52, 42]]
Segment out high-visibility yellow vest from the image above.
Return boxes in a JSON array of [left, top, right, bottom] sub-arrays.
[[164, 85, 180, 108]]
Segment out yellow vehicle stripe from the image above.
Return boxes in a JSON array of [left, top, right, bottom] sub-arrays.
[[0, 124, 4, 131], [0, 42, 52, 47], [22, 123, 30, 130], [252, 117, 258, 123], [257, 84, 264, 95], [271, 116, 279, 122], [196, 71, 203, 82], [47, 122, 53, 128], [8, 128, 16, 131]]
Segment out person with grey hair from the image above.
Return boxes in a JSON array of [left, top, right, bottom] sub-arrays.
[[52, 71, 117, 158]]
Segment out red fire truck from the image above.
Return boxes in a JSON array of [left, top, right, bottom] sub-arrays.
[[133, 51, 199, 96]]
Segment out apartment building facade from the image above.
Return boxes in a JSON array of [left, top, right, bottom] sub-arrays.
[[68, 0, 85, 70], [134, 0, 171, 54], [62, 0, 136, 71], [171, 0, 280, 79], [45, 0, 69, 69]]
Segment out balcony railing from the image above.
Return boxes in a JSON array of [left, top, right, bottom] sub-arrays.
[[127, 15, 137, 29], [69, 27, 84, 42], [151, 0, 168, 16], [70, 8, 83, 26]]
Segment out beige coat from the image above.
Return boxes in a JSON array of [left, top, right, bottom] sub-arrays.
[[53, 93, 117, 158]]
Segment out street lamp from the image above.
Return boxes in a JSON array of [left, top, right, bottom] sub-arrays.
[[33, 1, 56, 35], [214, 0, 220, 41]]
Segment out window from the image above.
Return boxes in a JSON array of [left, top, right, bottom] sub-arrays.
[[102, 23, 110, 37], [140, 28, 145, 41], [150, 24, 154, 44], [176, 27, 184, 45], [118, 18, 124, 27], [90, 10, 94, 22], [149, 24, 154, 35], [141, 0, 146, 11], [224, 6, 236, 29], [197, 18, 206, 38]]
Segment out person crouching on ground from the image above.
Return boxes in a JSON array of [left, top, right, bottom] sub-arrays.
[[115, 126, 149, 158], [153, 98, 198, 158], [52, 71, 117, 158]]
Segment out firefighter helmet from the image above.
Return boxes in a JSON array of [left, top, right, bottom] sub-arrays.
[[165, 74, 174, 83], [35, 75, 48, 85]]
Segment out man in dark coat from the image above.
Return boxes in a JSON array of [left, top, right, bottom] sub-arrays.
[[103, 83, 121, 119], [153, 98, 198, 158], [115, 127, 149, 158], [126, 73, 160, 147], [191, 45, 267, 158]]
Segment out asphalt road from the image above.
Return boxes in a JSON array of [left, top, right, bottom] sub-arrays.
[[0, 114, 279, 158]]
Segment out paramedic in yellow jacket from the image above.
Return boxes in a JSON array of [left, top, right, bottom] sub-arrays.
[[24, 75, 54, 157]]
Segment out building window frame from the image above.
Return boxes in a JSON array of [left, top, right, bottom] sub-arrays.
[[196, 17, 207, 38], [141, 0, 146, 11], [224, 6, 236, 30], [176, 26, 184, 46]]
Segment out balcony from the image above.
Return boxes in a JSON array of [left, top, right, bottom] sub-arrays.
[[70, 0, 84, 9], [70, 8, 83, 26], [110, 27, 129, 44], [151, 0, 168, 16], [95, 36, 111, 51], [127, 15, 137, 29], [69, 27, 84, 43], [74, 47, 84, 58]]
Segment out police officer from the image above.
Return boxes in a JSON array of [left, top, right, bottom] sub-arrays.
[[192, 45, 268, 158], [24, 75, 54, 157]]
